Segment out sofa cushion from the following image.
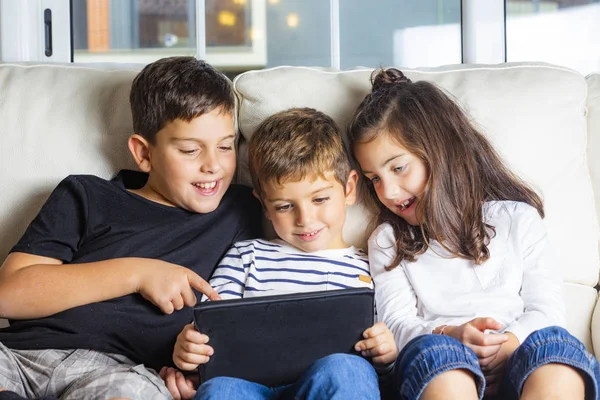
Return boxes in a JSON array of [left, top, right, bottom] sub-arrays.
[[233, 63, 600, 288], [0, 64, 140, 261], [587, 73, 600, 246]]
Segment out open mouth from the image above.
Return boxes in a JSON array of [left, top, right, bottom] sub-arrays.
[[192, 180, 219, 195], [398, 197, 416, 211], [295, 228, 324, 241]]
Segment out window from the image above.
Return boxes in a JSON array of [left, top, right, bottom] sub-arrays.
[[340, 0, 462, 69], [506, 0, 600, 75], [71, 0, 266, 71]]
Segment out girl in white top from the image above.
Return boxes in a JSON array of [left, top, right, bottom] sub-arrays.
[[349, 68, 599, 400]]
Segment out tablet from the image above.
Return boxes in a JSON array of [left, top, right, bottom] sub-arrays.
[[193, 287, 374, 387]]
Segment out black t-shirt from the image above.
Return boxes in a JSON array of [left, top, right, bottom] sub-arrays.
[[0, 170, 262, 371]]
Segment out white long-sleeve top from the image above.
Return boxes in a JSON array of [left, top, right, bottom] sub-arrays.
[[369, 201, 566, 350]]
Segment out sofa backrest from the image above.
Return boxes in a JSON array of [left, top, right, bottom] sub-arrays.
[[587, 72, 600, 245], [0, 64, 140, 263], [0, 63, 599, 348]]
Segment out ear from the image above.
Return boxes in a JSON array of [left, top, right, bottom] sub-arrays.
[[344, 170, 359, 206], [128, 134, 152, 173], [253, 189, 271, 221]]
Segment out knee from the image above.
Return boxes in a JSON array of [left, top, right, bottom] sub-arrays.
[[520, 326, 588, 356], [314, 353, 377, 380], [396, 334, 484, 398], [196, 377, 241, 399], [402, 334, 479, 367], [309, 353, 378, 390]]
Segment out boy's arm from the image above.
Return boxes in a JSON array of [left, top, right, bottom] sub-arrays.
[[207, 242, 252, 300], [0, 252, 218, 320]]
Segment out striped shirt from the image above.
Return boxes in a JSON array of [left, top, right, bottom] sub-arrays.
[[208, 238, 374, 300]]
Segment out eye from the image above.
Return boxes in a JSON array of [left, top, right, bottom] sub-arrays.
[[218, 145, 234, 152], [394, 165, 406, 173], [313, 197, 330, 204], [179, 148, 199, 155], [367, 175, 380, 185], [274, 204, 292, 212]]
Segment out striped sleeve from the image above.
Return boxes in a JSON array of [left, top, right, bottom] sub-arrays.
[[208, 243, 249, 300]]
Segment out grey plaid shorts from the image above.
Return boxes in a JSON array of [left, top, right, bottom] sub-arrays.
[[0, 342, 173, 399]]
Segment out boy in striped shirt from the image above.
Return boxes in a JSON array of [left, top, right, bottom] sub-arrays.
[[163, 108, 398, 399]]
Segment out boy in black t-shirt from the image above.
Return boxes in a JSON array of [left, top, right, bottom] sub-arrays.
[[0, 57, 261, 400]]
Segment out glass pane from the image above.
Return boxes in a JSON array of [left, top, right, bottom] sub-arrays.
[[72, 0, 197, 63], [263, 0, 330, 67], [506, 0, 600, 75], [340, 0, 462, 70]]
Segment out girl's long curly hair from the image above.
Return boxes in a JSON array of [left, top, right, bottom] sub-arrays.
[[348, 68, 544, 269]]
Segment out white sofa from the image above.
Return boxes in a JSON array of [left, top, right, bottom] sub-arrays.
[[0, 62, 599, 359]]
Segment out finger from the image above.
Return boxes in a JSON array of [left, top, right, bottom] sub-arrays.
[[466, 343, 501, 359], [159, 366, 168, 379], [470, 317, 503, 332], [360, 342, 392, 359], [175, 348, 212, 368], [362, 322, 387, 338], [160, 300, 175, 315], [467, 329, 508, 347], [478, 352, 498, 368], [188, 273, 221, 301], [355, 335, 384, 352], [164, 370, 182, 400], [181, 330, 210, 346], [180, 342, 214, 359], [181, 285, 198, 307], [174, 354, 209, 371], [171, 295, 185, 311], [175, 371, 197, 399]]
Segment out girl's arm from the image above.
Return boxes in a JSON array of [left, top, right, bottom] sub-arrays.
[[503, 206, 566, 343], [369, 225, 439, 350]]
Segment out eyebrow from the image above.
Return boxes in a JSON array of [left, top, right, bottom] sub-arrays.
[[361, 154, 405, 174], [268, 184, 334, 203], [171, 134, 236, 143]]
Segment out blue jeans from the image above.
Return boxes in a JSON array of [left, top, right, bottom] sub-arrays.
[[194, 353, 380, 400], [382, 326, 600, 400]]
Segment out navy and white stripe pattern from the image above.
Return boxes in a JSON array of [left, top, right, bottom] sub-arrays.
[[208, 239, 373, 300]]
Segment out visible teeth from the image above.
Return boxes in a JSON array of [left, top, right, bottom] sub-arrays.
[[399, 198, 412, 210], [195, 182, 216, 189]]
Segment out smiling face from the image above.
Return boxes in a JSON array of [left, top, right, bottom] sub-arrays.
[[259, 171, 358, 253], [129, 107, 236, 214], [353, 134, 428, 226]]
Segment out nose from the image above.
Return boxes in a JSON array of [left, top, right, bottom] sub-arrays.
[[295, 205, 313, 227], [200, 148, 221, 174], [380, 178, 400, 201]]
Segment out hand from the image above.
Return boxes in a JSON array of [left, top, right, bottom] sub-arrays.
[[159, 366, 199, 400], [135, 259, 221, 314], [443, 317, 509, 363], [482, 332, 520, 397], [354, 322, 399, 365], [173, 323, 214, 371]]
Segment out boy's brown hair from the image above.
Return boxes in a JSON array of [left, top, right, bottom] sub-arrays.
[[129, 56, 234, 143], [249, 107, 352, 197]]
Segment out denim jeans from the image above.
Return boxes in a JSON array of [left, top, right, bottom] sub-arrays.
[[194, 353, 380, 400], [382, 326, 600, 400]]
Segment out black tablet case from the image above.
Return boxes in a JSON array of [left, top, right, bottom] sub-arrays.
[[193, 287, 374, 387]]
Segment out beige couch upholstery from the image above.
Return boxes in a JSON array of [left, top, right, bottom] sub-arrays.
[[0, 62, 599, 358]]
